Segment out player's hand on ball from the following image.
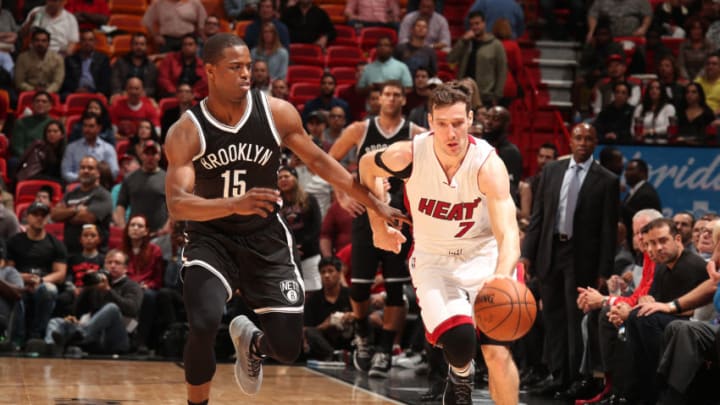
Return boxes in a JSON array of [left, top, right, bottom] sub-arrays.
[[372, 225, 406, 253], [232, 188, 281, 217]]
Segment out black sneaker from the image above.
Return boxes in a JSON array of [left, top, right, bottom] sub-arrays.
[[368, 352, 391, 378], [352, 335, 371, 372], [442, 364, 474, 405]]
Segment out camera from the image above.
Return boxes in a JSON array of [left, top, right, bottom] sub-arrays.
[[82, 270, 109, 287]]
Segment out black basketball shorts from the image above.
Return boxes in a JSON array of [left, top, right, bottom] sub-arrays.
[[350, 213, 412, 285], [181, 214, 305, 314]]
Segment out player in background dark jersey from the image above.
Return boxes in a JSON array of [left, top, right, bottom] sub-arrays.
[[329, 81, 425, 377], [164, 34, 407, 405]]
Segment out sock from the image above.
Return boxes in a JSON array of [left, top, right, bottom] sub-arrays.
[[188, 401, 208, 405], [378, 329, 396, 354], [451, 363, 472, 377], [355, 317, 369, 337]]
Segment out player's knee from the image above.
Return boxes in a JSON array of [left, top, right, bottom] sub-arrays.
[[187, 311, 222, 339], [384, 282, 404, 306], [481, 344, 512, 368], [350, 283, 371, 302], [438, 323, 477, 368]]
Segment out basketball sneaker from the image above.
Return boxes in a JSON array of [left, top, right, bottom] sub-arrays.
[[352, 335, 371, 372], [442, 363, 474, 405], [368, 352, 391, 378], [229, 315, 264, 395]]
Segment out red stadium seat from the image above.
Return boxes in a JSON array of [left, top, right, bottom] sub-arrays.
[[65, 114, 81, 137], [45, 222, 64, 241], [326, 45, 366, 68], [16, 91, 62, 117], [329, 67, 357, 85], [289, 82, 320, 108], [289, 43, 325, 67], [332, 24, 359, 47], [158, 97, 179, 116], [15, 180, 63, 205], [286, 65, 325, 85], [109, 225, 124, 249], [65, 93, 108, 115], [358, 27, 397, 52], [116, 139, 130, 159]]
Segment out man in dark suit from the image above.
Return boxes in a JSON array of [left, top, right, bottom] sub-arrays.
[[621, 159, 661, 248], [60, 29, 111, 100], [522, 123, 619, 400]]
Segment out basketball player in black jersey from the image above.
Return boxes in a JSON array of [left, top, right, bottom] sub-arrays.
[[329, 81, 425, 377], [164, 34, 407, 405]]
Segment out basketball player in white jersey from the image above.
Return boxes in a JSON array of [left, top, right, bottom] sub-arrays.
[[359, 81, 521, 405]]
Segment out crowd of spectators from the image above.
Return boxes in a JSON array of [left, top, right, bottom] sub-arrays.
[[0, 0, 717, 405]]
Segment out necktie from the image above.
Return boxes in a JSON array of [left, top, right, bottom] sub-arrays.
[[564, 165, 581, 238]]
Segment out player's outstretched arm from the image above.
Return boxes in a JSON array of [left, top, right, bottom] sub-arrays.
[[358, 142, 413, 253], [479, 153, 521, 277], [164, 117, 281, 221], [270, 97, 408, 225]]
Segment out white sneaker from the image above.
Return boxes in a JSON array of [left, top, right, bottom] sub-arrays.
[[396, 352, 424, 369], [229, 315, 264, 395]]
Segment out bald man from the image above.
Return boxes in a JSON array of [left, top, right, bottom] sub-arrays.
[[522, 123, 619, 400], [480, 106, 522, 203]]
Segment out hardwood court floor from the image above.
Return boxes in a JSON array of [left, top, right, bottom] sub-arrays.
[[0, 358, 399, 404]]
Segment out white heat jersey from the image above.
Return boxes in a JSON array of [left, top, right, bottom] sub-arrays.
[[405, 132, 497, 258]]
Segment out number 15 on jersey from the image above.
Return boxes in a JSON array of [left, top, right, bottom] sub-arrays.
[[221, 169, 247, 197]]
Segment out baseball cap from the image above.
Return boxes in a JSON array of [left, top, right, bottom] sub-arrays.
[[427, 77, 443, 88], [142, 140, 161, 154], [27, 201, 50, 216], [307, 110, 328, 124], [607, 53, 625, 64]]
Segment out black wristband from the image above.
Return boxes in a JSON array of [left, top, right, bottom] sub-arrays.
[[673, 299, 682, 314]]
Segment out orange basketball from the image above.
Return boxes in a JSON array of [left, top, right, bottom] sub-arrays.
[[474, 277, 537, 342]]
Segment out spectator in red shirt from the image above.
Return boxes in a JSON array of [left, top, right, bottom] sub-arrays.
[[110, 77, 160, 137], [157, 34, 208, 99], [319, 199, 354, 257], [65, 0, 110, 30]]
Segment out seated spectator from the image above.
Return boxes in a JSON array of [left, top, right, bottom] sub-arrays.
[[656, 55, 688, 107], [161, 84, 195, 143], [591, 53, 642, 116], [142, 0, 207, 53], [60, 29, 111, 100], [281, 0, 336, 49], [250, 60, 271, 94], [128, 120, 162, 160], [619, 219, 708, 403], [52, 156, 113, 256], [303, 256, 353, 360], [16, 120, 66, 184], [110, 77, 161, 137], [65, 0, 110, 30], [278, 166, 322, 292], [695, 52, 720, 113], [344, 0, 400, 30], [323, 106, 348, 152], [398, 0, 451, 51], [628, 27, 673, 75], [493, 18, 523, 104], [10, 91, 54, 165], [467, 0, 525, 39], [677, 82, 717, 143], [632, 79, 677, 142], [408, 76, 441, 128], [319, 199, 353, 257], [56, 223, 104, 316], [14, 28, 64, 93], [157, 34, 207, 99], [357, 37, 413, 94], [404, 67, 433, 116], [518, 143, 558, 221], [305, 111, 328, 147], [20, 0, 79, 55], [250, 22, 288, 80], [0, 203, 20, 241], [0, 241, 23, 345], [595, 81, 635, 144], [586, 0, 652, 41], [110, 34, 158, 99], [225, 0, 259, 20], [574, 23, 623, 115], [270, 78, 289, 100], [394, 17, 438, 79], [7, 201, 67, 343], [68, 99, 115, 146], [112, 155, 141, 216], [62, 115, 119, 183], [45, 250, 142, 355], [244, 0, 290, 50], [302, 73, 350, 123], [651, 0, 690, 38], [121, 215, 163, 352], [337, 62, 368, 120], [0, 6, 18, 53], [114, 140, 168, 235], [678, 17, 712, 81]]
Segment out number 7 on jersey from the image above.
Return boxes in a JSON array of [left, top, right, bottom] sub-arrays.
[[221, 169, 247, 197]]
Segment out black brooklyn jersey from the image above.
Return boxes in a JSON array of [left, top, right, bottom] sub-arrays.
[[185, 89, 282, 234], [357, 116, 412, 206]]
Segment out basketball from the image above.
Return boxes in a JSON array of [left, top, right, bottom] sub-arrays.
[[474, 277, 537, 342]]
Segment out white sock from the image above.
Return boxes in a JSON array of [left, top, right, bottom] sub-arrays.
[[451, 363, 472, 377]]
